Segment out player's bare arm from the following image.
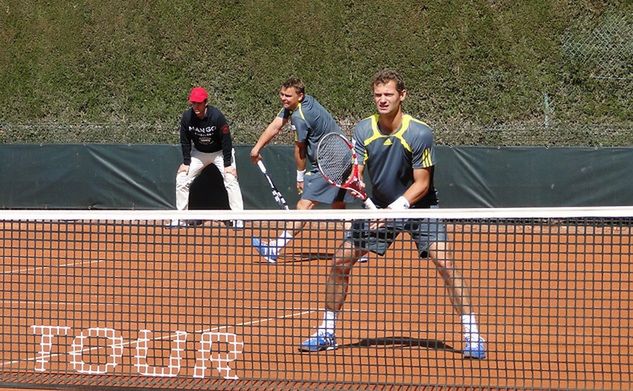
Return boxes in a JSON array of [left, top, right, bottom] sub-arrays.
[[250, 116, 288, 164], [395, 167, 431, 208], [356, 164, 367, 194], [294, 141, 307, 194]]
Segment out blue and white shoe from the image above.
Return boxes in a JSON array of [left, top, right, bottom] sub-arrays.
[[463, 336, 486, 359], [251, 237, 278, 263], [299, 332, 338, 352]]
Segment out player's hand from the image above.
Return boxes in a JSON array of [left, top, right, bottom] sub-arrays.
[[388, 196, 410, 210], [178, 164, 189, 174], [225, 166, 237, 177], [369, 196, 388, 229], [249, 147, 261, 164], [296, 181, 304, 195], [350, 179, 367, 200]]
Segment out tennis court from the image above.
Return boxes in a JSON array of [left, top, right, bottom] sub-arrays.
[[1, 208, 632, 390]]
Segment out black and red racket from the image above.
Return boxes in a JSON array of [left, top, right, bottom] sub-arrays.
[[316, 133, 376, 209]]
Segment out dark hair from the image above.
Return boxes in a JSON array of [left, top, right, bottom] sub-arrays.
[[371, 69, 406, 92], [281, 77, 305, 95]]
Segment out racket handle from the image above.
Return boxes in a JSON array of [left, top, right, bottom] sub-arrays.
[[363, 197, 377, 209], [256, 160, 267, 174]]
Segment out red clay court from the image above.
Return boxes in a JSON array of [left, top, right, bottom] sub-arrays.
[[0, 208, 632, 390]]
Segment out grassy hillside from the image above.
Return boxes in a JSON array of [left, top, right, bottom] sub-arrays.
[[0, 0, 630, 145]]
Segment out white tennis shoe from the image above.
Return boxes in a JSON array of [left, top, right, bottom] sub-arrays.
[[165, 219, 187, 228]]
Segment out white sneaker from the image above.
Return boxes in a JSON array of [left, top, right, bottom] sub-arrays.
[[231, 219, 244, 229], [358, 254, 369, 263], [166, 219, 186, 228]]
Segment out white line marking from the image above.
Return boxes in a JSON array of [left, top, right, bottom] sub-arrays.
[[1, 259, 107, 275], [0, 300, 115, 308], [0, 309, 317, 368]]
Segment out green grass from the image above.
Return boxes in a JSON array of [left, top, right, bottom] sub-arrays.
[[0, 0, 630, 145]]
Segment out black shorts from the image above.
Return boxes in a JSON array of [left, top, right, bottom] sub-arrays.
[[345, 217, 447, 258]]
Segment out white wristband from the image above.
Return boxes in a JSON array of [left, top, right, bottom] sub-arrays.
[[388, 196, 410, 210], [296, 169, 306, 182]]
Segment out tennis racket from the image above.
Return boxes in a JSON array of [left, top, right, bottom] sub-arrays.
[[316, 133, 376, 209], [256, 160, 290, 210]]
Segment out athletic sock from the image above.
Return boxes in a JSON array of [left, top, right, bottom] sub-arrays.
[[461, 313, 480, 340], [272, 230, 293, 249], [318, 310, 337, 335]]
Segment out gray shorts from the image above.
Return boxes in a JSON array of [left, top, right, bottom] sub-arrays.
[[344, 217, 447, 258], [301, 170, 353, 204]]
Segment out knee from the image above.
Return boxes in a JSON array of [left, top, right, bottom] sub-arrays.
[[331, 262, 347, 275], [330, 259, 353, 279], [433, 258, 457, 281], [331, 201, 346, 209], [331, 246, 362, 273], [176, 172, 189, 188], [224, 172, 239, 185], [296, 199, 315, 210]]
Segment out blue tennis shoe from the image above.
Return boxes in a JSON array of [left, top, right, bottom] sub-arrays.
[[299, 332, 338, 352], [463, 336, 486, 359], [251, 237, 279, 263]]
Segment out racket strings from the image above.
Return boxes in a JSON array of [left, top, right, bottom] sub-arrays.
[[318, 138, 353, 185]]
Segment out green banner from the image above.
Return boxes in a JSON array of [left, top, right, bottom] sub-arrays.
[[1, 145, 632, 209]]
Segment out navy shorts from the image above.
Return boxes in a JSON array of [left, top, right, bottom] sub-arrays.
[[301, 170, 353, 204], [344, 217, 447, 258]]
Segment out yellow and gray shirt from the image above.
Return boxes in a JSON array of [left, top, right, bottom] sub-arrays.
[[353, 114, 438, 208]]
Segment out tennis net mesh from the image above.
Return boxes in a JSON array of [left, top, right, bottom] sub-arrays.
[[1, 207, 632, 390]]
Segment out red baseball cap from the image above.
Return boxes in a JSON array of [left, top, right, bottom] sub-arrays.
[[188, 87, 208, 103]]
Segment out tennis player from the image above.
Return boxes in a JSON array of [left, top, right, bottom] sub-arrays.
[[299, 69, 486, 359], [250, 77, 367, 263], [168, 86, 244, 228]]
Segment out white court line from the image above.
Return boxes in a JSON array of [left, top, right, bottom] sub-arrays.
[[1, 259, 107, 275], [0, 309, 318, 368], [0, 299, 117, 308]]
